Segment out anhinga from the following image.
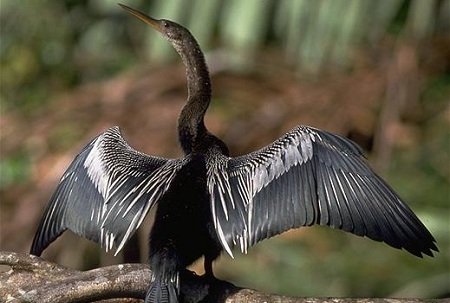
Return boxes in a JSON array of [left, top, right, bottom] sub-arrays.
[[31, 4, 438, 303]]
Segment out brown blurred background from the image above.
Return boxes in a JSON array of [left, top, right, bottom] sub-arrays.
[[1, 0, 449, 299]]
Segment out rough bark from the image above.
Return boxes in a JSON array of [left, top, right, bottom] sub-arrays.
[[0, 251, 443, 303]]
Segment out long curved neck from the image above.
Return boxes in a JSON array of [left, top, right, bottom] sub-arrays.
[[175, 36, 212, 154]]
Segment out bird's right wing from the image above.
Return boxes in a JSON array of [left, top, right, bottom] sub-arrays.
[[207, 126, 437, 258], [31, 126, 184, 256]]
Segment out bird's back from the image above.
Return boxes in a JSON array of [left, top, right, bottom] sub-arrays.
[[149, 154, 222, 269]]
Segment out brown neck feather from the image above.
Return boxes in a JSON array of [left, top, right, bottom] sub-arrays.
[[175, 35, 211, 154]]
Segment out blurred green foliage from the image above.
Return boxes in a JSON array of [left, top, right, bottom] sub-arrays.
[[1, 0, 449, 299], [3, 0, 449, 114], [1, 0, 135, 115], [0, 150, 30, 188]]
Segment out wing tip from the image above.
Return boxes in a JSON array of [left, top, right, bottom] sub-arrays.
[[30, 221, 67, 257], [29, 246, 43, 257], [407, 247, 438, 258], [402, 237, 438, 258], [30, 235, 47, 257]]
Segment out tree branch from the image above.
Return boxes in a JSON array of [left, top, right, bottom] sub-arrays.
[[0, 251, 443, 303]]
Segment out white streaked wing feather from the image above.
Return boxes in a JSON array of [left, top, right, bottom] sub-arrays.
[[208, 125, 436, 258], [30, 126, 183, 257]]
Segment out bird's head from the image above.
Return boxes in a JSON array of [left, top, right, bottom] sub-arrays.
[[119, 4, 188, 46]]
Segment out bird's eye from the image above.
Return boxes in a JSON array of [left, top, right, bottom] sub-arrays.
[[162, 21, 169, 28]]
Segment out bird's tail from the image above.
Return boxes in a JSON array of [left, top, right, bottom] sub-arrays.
[[145, 280, 179, 303]]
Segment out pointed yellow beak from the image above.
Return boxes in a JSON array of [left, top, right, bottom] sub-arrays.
[[119, 4, 162, 32]]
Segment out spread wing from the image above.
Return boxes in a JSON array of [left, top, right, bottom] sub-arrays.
[[207, 125, 437, 258], [31, 126, 184, 256]]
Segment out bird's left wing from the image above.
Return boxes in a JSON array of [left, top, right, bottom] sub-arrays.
[[31, 126, 184, 256], [207, 125, 437, 258]]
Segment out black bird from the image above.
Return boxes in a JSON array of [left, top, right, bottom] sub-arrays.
[[31, 4, 438, 303]]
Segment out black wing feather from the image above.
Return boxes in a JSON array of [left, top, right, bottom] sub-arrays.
[[207, 125, 437, 258], [31, 126, 183, 256]]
